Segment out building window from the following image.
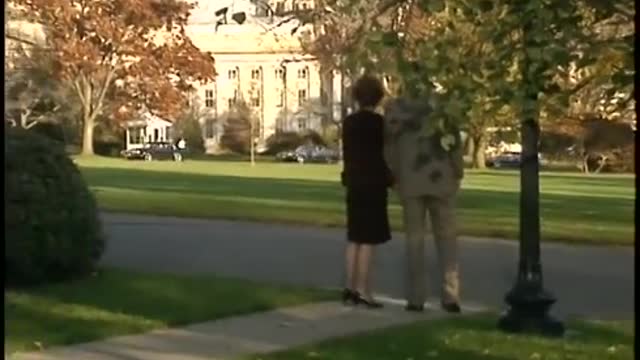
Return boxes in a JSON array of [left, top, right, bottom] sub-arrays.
[[204, 118, 217, 139], [298, 89, 307, 106], [205, 89, 215, 108], [297, 67, 308, 79], [228, 89, 239, 107], [129, 127, 144, 144], [297, 117, 306, 130], [275, 1, 284, 14], [276, 89, 284, 107], [250, 90, 261, 107], [275, 67, 285, 80], [251, 69, 261, 80], [165, 126, 173, 141], [228, 69, 238, 80]]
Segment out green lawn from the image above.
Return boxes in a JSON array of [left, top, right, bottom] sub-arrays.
[[246, 315, 634, 360], [4, 269, 334, 355], [75, 156, 635, 246]]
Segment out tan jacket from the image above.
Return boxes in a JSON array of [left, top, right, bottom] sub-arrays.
[[384, 97, 464, 199]]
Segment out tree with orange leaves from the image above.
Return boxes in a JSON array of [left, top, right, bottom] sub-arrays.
[[10, 0, 216, 155]]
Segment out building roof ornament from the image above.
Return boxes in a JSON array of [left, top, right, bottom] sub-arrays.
[[186, 0, 310, 54]]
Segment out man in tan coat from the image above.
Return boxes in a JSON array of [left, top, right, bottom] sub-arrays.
[[384, 97, 464, 313]]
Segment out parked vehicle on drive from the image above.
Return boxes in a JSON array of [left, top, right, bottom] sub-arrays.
[[486, 151, 543, 168], [276, 144, 340, 164], [121, 142, 183, 162]]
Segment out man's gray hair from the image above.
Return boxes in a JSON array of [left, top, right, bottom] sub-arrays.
[[384, 97, 433, 135]]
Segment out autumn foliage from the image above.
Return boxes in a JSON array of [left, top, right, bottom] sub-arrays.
[[11, 0, 216, 155]]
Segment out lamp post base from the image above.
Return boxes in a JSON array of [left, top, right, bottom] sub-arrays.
[[498, 280, 565, 337], [498, 310, 565, 337]]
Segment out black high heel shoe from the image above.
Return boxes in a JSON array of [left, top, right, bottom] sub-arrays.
[[353, 291, 383, 308], [342, 288, 357, 305]]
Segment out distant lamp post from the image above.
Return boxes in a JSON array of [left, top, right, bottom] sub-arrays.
[[497, 10, 564, 338]]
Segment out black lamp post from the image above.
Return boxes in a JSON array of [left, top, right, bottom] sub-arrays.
[[497, 10, 564, 337]]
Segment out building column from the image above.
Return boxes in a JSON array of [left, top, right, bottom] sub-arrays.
[[125, 128, 130, 150]]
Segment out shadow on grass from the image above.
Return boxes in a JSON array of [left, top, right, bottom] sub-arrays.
[[236, 315, 515, 360], [470, 168, 635, 186], [239, 314, 634, 360], [449, 315, 634, 348], [5, 295, 159, 351], [564, 318, 635, 345], [189, 153, 278, 162], [5, 269, 335, 353], [81, 166, 634, 245]]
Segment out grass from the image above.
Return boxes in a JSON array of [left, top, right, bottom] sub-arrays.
[[74, 156, 635, 246], [4, 268, 335, 355], [246, 315, 634, 360]]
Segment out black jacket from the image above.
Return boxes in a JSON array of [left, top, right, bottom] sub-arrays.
[[341, 110, 393, 188]]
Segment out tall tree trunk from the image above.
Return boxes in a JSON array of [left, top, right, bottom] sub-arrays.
[[321, 66, 335, 135], [82, 112, 95, 156], [76, 70, 114, 156], [581, 155, 590, 174], [338, 70, 348, 164], [250, 118, 255, 166], [465, 135, 475, 159], [593, 154, 608, 173], [471, 135, 487, 169], [78, 77, 96, 156]]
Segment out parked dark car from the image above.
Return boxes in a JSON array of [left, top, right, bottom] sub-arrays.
[[276, 145, 340, 164], [486, 151, 543, 168], [121, 142, 183, 161]]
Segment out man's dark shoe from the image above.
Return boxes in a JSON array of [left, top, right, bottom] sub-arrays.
[[441, 302, 461, 314], [405, 304, 425, 312]]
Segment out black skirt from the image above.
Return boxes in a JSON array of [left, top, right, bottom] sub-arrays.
[[345, 186, 391, 244]]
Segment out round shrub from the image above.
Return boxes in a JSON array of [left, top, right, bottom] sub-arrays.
[[265, 131, 304, 154], [300, 130, 327, 147], [5, 127, 105, 287]]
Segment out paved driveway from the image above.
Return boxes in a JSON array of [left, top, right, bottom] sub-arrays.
[[100, 213, 634, 320]]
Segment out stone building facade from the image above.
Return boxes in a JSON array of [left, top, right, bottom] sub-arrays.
[[186, 0, 344, 153], [5, 0, 345, 153]]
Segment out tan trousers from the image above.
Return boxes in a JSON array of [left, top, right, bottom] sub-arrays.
[[401, 195, 460, 305]]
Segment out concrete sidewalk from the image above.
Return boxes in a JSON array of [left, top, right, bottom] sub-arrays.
[[10, 301, 486, 360]]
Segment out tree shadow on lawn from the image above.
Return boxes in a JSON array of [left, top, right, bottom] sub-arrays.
[[5, 270, 334, 353], [471, 169, 634, 187], [81, 166, 634, 244], [83, 167, 632, 211], [448, 315, 634, 348], [230, 315, 517, 360], [274, 315, 635, 360], [84, 167, 344, 202], [6, 294, 160, 352]]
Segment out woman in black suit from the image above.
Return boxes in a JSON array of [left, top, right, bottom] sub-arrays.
[[341, 75, 393, 308]]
